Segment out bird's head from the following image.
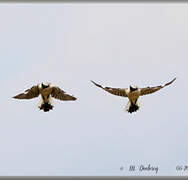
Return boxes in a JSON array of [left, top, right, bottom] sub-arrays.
[[41, 82, 50, 89], [130, 85, 138, 92]]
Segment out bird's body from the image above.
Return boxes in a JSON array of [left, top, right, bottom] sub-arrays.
[[126, 88, 140, 104], [38, 83, 55, 112], [91, 78, 176, 113], [39, 84, 53, 102], [13, 83, 77, 112], [125, 87, 141, 113]]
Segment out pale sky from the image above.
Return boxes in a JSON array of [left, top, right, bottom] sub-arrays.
[[0, 3, 188, 176]]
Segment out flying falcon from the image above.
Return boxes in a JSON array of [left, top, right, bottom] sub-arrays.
[[13, 83, 77, 112], [91, 78, 176, 113]]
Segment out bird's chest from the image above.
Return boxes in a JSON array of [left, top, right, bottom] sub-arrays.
[[40, 88, 52, 97], [127, 91, 140, 102]]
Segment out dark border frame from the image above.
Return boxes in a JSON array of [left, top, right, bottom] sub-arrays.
[[0, 1, 187, 179]]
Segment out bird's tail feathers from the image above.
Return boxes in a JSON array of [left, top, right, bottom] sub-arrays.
[[37, 96, 54, 112], [125, 100, 140, 113], [39, 103, 53, 112]]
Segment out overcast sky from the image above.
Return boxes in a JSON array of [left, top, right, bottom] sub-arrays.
[[0, 3, 187, 176]]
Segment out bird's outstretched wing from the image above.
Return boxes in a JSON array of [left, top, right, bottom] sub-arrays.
[[51, 87, 77, 101], [13, 85, 40, 99], [140, 77, 176, 96], [91, 80, 127, 97]]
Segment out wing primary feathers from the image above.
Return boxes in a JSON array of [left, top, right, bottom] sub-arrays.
[[13, 85, 40, 99], [91, 80, 127, 97], [140, 77, 176, 96], [51, 86, 77, 101], [91, 80, 103, 88], [164, 77, 176, 87]]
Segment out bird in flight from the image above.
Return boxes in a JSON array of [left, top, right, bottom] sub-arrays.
[[13, 83, 77, 112], [91, 78, 176, 113]]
